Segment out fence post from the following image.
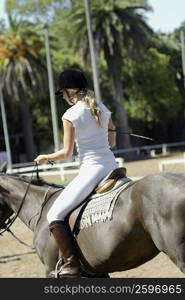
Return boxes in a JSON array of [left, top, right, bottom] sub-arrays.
[[159, 162, 164, 172], [162, 144, 167, 156], [115, 157, 124, 167], [60, 165, 65, 182]]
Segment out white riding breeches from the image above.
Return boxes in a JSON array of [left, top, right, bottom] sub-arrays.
[[47, 161, 118, 224]]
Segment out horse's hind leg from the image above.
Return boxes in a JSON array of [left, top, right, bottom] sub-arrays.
[[157, 230, 185, 275], [172, 242, 185, 274], [169, 204, 185, 274], [159, 228, 185, 274]]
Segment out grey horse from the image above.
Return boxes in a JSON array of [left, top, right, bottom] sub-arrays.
[[0, 165, 185, 277]]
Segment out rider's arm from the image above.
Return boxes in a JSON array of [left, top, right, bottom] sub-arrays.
[[108, 117, 116, 148], [34, 120, 75, 164]]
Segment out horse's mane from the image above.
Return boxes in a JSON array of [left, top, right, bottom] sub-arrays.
[[0, 173, 65, 189]]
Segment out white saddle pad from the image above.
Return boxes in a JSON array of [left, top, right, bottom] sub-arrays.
[[77, 178, 132, 230]]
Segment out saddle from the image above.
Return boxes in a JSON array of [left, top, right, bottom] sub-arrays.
[[68, 167, 129, 233], [94, 167, 127, 194]]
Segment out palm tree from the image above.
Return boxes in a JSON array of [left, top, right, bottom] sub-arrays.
[[66, 0, 153, 149], [0, 15, 47, 161]]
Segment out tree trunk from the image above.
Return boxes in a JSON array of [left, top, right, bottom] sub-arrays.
[[18, 83, 36, 161], [103, 37, 131, 150]]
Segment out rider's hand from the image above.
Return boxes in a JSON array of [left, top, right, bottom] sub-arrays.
[[34, 154, 48, 165]]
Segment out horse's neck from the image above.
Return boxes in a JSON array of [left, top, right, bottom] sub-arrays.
[[6, 178, 53, 231], [21, 184, 49, 230], [17, 183, 62, 231]]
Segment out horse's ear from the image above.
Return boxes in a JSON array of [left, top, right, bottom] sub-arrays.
[[0, 162, 8, 173]]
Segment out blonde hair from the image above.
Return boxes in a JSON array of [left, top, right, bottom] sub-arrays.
[[69, 89, 102, 127], [82, 90, 102, 127]]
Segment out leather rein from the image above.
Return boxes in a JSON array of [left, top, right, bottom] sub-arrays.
[[0, 163, 40, 236], [0, 161, 57, 248]]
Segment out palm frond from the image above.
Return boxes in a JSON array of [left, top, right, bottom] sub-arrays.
[[0, 14, 47, 101]]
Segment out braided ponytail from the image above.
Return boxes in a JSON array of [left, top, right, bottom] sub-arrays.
[[80, 89, 102, 127]]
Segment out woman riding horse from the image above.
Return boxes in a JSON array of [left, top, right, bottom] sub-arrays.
[[34, 68, 118, 277]]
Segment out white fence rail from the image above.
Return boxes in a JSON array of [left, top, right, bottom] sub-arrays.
[[11, 157, 125, 182], [113, 141, 185, 157], [9, 140, 185, 179], [159, 157, 185, 172]]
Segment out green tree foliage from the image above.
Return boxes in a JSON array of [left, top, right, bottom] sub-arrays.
[[4, 0, 185, 154], [7, 0, 154, 150], [0, 14, 47, 161], [124, 48, 183, 141], [154, 29, 185, 101], [61, 0, 153, 149], [6, 0, 68, 23]]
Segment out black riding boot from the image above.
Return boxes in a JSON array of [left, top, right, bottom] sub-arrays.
[[49, 220, 82, 278]]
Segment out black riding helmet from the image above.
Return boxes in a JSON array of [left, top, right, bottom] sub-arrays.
[[55, 68, 89, 95]]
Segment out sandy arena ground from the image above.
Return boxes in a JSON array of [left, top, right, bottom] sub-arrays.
[[1, 152, 185, 278]]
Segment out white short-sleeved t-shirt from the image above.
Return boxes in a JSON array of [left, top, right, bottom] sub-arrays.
[[62, 101, 117, 166]]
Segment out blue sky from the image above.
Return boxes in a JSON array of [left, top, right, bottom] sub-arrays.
[[0, 0, 185, 33], [146, 0, 185, 33]]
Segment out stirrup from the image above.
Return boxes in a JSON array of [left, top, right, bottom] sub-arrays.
[[55, 258, 63, 278], [54, 257, 82, 278]]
